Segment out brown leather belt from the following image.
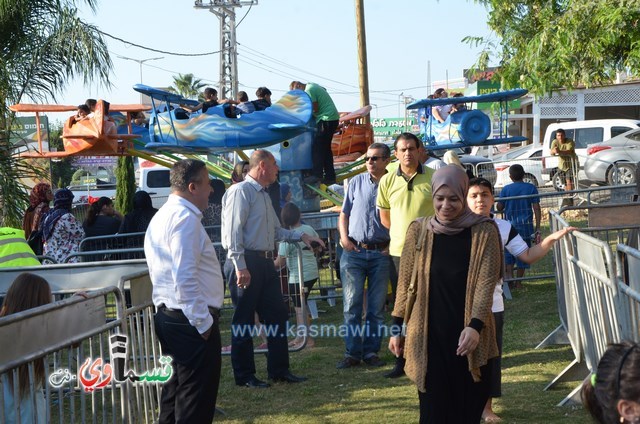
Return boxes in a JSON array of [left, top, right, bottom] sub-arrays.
[[349, 238, 389, 251], [245, 249, 275, 259]]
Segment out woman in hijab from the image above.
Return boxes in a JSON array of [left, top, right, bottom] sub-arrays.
[[41, 188, 84, 263], [119, 191, 158, 234], [22, 183, 53, 239], [231, 161, 249, 184], [202, 179, 226, 229], [388, 165, 503, 424], [118, 191, 158, 258]]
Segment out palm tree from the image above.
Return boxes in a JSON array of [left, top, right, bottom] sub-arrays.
[[167, 73, 207, 100], [0, 0, 112, 227]]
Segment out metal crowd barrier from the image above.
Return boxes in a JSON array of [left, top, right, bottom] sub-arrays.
[[0, 286, 136, 423], [0, 260, 314, 423], [299, 212, 341, 318], [0, 260, 149, 296], [492, 185, 638, 288], [615, 244, 640, 343], [541, 208, 640, 406]]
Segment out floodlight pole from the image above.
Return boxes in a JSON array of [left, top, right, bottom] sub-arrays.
[[193, 0, 258, 101], [117, 55, 164, 103]]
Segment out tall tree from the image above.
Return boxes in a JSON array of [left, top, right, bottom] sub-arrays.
[[167, 73, 207, 99], [115, 156, 135, 215], [0, 0, 112, 227], [469, 0, 640, 95]]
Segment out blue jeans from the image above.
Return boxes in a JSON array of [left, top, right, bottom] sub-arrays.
[[340, 248, 390, 359]]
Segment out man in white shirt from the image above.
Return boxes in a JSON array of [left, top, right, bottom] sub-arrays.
[[419, 144, 447, 170], [145, 159, 224, 424]]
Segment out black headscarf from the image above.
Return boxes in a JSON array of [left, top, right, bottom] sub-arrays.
[[41, 188, 74, 240], [119, 191, 158, 234]]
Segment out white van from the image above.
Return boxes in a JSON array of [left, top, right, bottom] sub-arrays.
[[541, 119, 640, 189], [136, 164, 172, 208]]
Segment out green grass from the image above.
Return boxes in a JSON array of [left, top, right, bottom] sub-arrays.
[[214, 278, 590, 423]]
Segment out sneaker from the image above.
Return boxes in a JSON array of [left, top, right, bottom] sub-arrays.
[[221, 345, 232, 353], [363, 355, 386, 367], [336, 357, 361, 369]]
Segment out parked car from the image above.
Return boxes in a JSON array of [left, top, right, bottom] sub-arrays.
[[541, 119, 640, 190], [70, 163, 173, 209], [584, 128, 640, 185], [459, 154, 496, 185], [439, 148, 497, 185], [493, 145, 543, 188]]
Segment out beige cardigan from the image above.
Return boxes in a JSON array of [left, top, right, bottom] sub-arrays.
[[392, 218, 502, 393]]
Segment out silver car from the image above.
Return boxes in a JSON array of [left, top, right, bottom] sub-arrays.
[[584, 128, 640, 185], [493, 145, 543, 188]]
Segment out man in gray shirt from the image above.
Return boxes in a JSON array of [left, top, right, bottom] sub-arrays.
[[222, 149, 324, 388]]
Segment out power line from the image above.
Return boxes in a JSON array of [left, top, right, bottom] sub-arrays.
[[235, 2, 254, 27], [237, 43, 359, 89], [95, 27, 223, 57]]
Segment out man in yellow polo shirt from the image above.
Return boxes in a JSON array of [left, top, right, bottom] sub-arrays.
[[377, 132, 435, 378]]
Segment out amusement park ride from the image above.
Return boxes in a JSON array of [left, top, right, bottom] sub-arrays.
[[11, 86, 528, 209], [10, 101, 150, 158], [407, 88, 529, 150]]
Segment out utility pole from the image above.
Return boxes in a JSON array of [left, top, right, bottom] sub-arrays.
[[194, 0, 258, 101], [354, 0, 370, 125]]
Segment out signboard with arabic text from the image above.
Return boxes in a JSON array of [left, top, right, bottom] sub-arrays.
[[372, 117, 420, 136]]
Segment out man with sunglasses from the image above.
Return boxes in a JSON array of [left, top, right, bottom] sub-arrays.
[[336, 143, 392, 370], [377, 132, 435, 378]]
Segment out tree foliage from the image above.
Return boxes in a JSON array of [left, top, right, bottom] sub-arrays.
[[115, 156, 135, 215], [0, 0, 112, 226], [167, 73, 207, 99], [471, 0, 640, 95]]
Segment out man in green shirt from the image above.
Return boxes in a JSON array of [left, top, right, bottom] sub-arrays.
[[290, 81, 340, 185], [377, 132, 435, 378], [550, 128, 578, 191]]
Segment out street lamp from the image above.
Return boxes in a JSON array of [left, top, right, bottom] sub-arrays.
[[370, 103, 378, 118], [117, 55, 164, 102]]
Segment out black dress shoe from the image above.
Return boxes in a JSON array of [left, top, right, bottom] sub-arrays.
[[238, 376, 270, 388], [383, 357, 406, 378], [270, 372, 307, 383], [383, 367, 405, 378]]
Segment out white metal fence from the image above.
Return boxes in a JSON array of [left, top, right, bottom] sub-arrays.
[[542, 208, 640, 405]]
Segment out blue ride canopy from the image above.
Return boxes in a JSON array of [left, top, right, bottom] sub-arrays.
[[406, 88, 528, 110], [133, 84, 314, 153]]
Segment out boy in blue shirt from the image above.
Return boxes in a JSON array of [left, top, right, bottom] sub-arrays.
[[496, 164, 541, 284]]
